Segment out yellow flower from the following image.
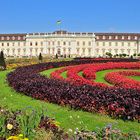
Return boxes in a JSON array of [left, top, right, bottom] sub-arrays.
[[7, 136, 18, 140], [18, 134, 23, 138], [7, 124, 13, 130], [24, 138, 29, 140]]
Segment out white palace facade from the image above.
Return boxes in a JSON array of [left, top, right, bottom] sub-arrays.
[[0, 30, 140, 58]]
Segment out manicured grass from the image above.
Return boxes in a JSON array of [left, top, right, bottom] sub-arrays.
[[42, 67, 140, 86], [95, 69, 140, 85], [1, 70, 140, 134], [128, 76, 140, 81]]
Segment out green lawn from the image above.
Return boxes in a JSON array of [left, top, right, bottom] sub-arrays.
[[95, 69, 140, 85], [0, 70, 140, 134], [42, 67, 140, 86]]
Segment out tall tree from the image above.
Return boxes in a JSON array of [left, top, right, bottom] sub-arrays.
[[39, 53, 43, 63], [55, 53, 58, 59], [0, 51, 6, 70]]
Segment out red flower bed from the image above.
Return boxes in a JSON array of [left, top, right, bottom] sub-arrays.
[[105, 71, 140, 90], [7, 59, 140, 121], [51, 62, 140, 89]]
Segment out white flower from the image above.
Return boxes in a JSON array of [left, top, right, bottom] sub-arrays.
[[68, 128, 73, 132], [69, 116, 72, 119], [77, 115, 80, 118], [76, 127, 79, 131]]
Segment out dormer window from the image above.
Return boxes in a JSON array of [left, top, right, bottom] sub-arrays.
[[122, 36, 125, 40], [18, 36, 21, 40], [115, 36, 118, 39], [7, 36, 10, 40], [1, 37, 4, 40], [128, 36, 131, 40], [103, 36, 106, 40], [12, 36, 15, 40], [109, 36, 112, 40], [96, 36, 99, 39], [135, 36, 138, 40]]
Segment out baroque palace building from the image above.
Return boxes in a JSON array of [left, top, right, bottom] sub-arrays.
[[0, 30, 140, 58]]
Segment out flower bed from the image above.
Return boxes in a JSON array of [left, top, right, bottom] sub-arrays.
[[7, 59, 140, 121], [105, 71, 140, 90], [50, 62, 140, 88]]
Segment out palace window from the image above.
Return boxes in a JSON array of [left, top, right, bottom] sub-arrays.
[[114, 49, 118, 54], [18, 42, 20, 46], [7, 43, 9, 46], [122, 36, 125, 40], [77, 41, 79, 46], [23, 49, 26, 55], [103, 42, 105, 46], [103, 36, 105, 40], [18, 36, 21, 40], [96, 48, 99, 54], [63, 42, 66, 45], [18, 48, 21, 55], [135, 36, 138, 40], [30, 42, 32, 46], [83, 41, 85, 46], [35, 48, 38, 54], [12, 36, 15, 40], [2, 43, 4, 46], [63, 48, 66, 54], [1, 37, 4, 40], [127, 49, 130, 55], [121, 49, 124, 53], [122, 42, 124, 46], [41, 42, 43, 46], [35, 42, 38, 46], [88, 41, 91, 46], [109, 36, 112, 40], [108, 49, 112, 53], [88, 48, 91, 55], [82, 48, 85, 54], [109, 42, 112, 46], [96, 36, 99, 39], [96, 42, 99, 46], [58, 41, 60, 46], [52, 48, 55, 55], [128, 36, 131, 40], [128, 42, 130, 47], [115, 42, 118, 46], [7, 36, 10, 40]]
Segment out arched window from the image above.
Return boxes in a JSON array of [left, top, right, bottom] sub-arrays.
[[35, 42, 38, 46], [30, 42, 32, 46]]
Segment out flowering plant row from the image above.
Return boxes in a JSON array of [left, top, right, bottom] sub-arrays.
[[105, 71, 140, 90], [7, 59, 140, 121], [50, 62, 140, 89]]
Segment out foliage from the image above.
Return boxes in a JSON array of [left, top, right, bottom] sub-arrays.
[[0, 107, 49, 139], [0, 51, 6, 70], [7, 60, 140, 121], [39, 53, 43, 63], [1, 69, 140, 136]]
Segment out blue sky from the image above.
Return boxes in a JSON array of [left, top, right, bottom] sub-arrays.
[[0, 0, 140, 33]]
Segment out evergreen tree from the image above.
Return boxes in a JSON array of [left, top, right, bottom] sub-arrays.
[[39, 53, 43, 63], [0, 51, 6, 70], [55, 53, 58, 59]]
